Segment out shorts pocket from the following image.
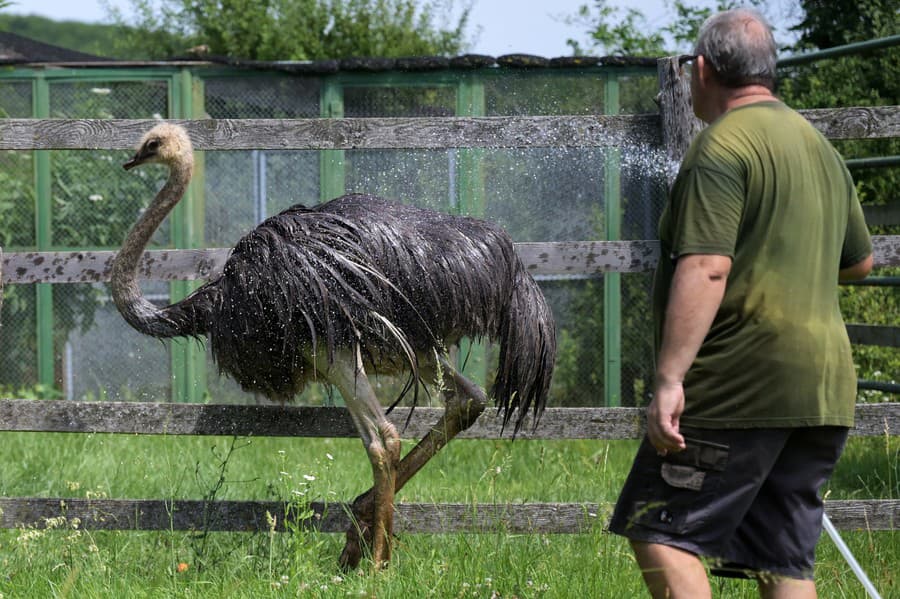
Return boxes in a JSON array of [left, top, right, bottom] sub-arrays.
[[626, 437, 731, 535], [659, 437, 729, 491], [661, 463, 705, 491]]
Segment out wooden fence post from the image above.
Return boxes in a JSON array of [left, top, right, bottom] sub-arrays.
[[657, 56, 705, 186]]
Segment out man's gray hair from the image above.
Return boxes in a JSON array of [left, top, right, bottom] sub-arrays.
[[694, 8, 777, 90]]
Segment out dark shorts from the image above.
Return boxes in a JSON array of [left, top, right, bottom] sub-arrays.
[[608, 426, 849, 580]]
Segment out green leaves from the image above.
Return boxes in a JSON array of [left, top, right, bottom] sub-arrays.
[[565, 0, 776, 57], [114, 0, 472, 60], [565, 1, 666, 57]]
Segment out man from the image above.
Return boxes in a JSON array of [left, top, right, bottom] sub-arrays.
[[608, 8, 873, 599]]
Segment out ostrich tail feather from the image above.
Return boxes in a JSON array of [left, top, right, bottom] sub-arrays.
[[491, 265, 557, 435]]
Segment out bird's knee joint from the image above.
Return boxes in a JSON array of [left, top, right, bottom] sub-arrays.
[[366, 423, 400, 470]]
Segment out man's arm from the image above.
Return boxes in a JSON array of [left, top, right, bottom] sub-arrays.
[[839, 253, 873, 282], [649, 253, 732, 455]]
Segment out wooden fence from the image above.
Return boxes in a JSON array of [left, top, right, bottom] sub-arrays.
[[1, 59, 899, 535]]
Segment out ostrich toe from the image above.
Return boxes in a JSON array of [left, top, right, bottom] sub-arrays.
[[339, 491, 376, 571]]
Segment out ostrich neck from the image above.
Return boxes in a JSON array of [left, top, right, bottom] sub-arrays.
[[111, 159, 195, 337]]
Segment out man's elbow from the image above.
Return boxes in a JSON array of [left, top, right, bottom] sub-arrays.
[[696, 254, 732, 282], [839, 253, 874, 282]]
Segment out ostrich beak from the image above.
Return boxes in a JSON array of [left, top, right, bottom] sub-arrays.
[[123, 152, 145, 170], [124, 144, 158, 170]]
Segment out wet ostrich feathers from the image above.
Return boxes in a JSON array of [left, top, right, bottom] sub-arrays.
[[159, 194, 555, 432]]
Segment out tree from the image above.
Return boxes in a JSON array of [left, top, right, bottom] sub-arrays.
[[780, 0, 898, 205], [565, 0, 779, 57], [107, 0, 473, 60], [0, 14, 128, 58], [564, 1, 666, 57]]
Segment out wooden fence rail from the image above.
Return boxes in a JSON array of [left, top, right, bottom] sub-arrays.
[[0, 107, 897, 151], [2, 401, 898, 439], [3, 237, 899, 347], [4, 236, 900, 284], [2, 498, 897, 534]]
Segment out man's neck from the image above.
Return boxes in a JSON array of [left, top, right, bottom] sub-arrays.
[[715, 85, 776, 118]]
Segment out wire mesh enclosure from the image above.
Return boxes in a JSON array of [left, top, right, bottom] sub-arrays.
[[0, 64, 666, 407]]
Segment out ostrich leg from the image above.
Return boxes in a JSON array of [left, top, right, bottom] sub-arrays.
[[329, 346, 401, 570], [339, 358, 487, 570]]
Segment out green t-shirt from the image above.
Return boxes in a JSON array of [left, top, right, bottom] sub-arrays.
[[655, 101, 872, 428]]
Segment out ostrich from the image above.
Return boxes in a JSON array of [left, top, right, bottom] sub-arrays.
[[110, 123, 556, 569]]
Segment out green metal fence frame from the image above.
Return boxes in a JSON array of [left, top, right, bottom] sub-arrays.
[[777, 33, 900, 68], [10, 67, 203, 400], [1, 64, 655, 405]]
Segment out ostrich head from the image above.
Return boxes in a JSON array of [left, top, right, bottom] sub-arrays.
[[123, 123, 193, 171]]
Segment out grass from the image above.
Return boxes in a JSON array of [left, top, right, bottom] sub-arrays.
[[0, 431, 897, 598]]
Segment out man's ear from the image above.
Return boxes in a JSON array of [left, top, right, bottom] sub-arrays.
[[695, 55, 710, 85]]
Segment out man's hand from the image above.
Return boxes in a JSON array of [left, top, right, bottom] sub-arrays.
[[647, 380, 687, 455], [650, 253, 730, 455]]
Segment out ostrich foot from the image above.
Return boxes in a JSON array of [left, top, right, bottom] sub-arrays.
[[338, 364, 487, 570], [339, 491, 376, 571]]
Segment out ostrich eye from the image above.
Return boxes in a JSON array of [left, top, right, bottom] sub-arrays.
[[146, 139, 160, 152]]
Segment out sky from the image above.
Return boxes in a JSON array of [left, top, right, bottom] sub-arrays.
[[4, 0, 740, 58]]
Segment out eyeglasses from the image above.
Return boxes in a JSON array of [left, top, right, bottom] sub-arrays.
[[680, 54, 698, 77]]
